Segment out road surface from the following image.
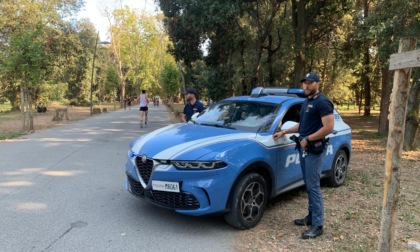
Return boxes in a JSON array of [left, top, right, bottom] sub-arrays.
[[0, 105, 236, 252]]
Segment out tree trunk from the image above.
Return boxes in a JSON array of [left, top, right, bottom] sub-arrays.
[[362, 49, 371, 116], [249, 44, 264, 91], [177, 61, 186, 104], [267, 35, 275, 86], [378, 37, 416, 252], [362, 0, 371, 117], [403, 70, 419, 150], [240, 39, 248, 95], [378, 67, 393, 134], [27, 88, 34, 132], [292, 0, 306, 87], [20, 86, 26, 130]]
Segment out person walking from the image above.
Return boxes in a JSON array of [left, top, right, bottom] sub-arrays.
[[182, 88, 205, 123], [272, 72, 334, 239], [127, 97, 132, 110], [138, 90, 149, 128]]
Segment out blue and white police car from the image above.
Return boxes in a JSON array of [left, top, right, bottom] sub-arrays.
[[125, 87, 352, 229]]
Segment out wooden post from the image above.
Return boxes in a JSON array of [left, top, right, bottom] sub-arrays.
[[27, 87, 34, 132], [20, 86, 26, 130], [378, 38, 417, 251]]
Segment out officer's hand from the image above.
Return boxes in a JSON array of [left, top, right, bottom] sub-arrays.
[[300, 139, 309, 149], [273, 131, 285, 140]]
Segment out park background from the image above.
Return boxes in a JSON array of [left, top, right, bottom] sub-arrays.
[[0, 0, 419, 251]]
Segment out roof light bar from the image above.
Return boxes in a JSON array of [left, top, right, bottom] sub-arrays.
[[250, 87, 305, 97]]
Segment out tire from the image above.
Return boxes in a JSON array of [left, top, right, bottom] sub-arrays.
[[224, 173, 268, 230], [327, 149, 348, 187]]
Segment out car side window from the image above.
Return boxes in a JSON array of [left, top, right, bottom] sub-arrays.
[[281, 103, 302, 125]]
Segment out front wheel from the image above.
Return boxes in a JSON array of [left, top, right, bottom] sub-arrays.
[[327, 149, 348, 187], [224, 173, 268, 230]]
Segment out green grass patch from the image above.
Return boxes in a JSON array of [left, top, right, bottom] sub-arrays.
[[0, 132, 23, 140], [0, 103, 12, 112], [0, 111, 20, 121], [354, 129, 386, 139]]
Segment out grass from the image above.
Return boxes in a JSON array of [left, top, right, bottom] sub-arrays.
[[0, 131, 23, 140], [356, 129, 386, 139], [0, 111, 20, 121], [0, 103, 12, 112]]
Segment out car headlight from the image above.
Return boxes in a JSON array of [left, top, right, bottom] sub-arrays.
[[171, 161, 227, 170]]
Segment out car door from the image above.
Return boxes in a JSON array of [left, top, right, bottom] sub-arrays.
[[275, 103, 304, 193]]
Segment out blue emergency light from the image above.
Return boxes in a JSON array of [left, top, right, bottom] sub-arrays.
[[250, 87, 305, 98]]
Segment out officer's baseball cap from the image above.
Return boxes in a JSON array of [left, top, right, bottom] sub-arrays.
[[300, 72, 320, 82], [184, 88, 197, 96]]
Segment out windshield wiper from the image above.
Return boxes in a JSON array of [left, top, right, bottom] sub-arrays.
[[201, 123, 236, 130]]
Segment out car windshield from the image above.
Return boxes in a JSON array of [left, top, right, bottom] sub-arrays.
[[195, 100, 280, 133]]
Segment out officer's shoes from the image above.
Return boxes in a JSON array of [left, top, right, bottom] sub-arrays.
[[302, 226, 323, 239], [294, 216, 312, 226]]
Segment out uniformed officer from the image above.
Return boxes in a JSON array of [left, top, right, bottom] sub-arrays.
[[273, 72, 334, 239], [182, 88, 205, 122]]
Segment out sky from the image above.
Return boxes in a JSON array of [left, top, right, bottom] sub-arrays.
[[77, 0, 160, 41]]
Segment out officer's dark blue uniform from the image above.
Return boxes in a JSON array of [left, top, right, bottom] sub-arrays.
[[299, 93, 334, 137], [183, 101, 205, 122]]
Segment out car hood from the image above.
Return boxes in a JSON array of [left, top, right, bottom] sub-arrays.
[[131, 123, 257, 160]]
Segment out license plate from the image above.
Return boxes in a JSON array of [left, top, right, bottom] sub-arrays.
[[152, 180, 180, 193]]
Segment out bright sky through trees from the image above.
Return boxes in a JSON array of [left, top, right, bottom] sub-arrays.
[[77, 0, 160, 40]]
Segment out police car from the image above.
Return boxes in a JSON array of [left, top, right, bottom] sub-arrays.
[[125, 87, 352, 229]]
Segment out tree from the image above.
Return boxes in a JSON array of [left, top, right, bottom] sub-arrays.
[[404, 69, 419, 150], [369, 0, 420, 134], [5, 23, 47, 130], [104, 6, 171, 106], [160, 56, 181, 101], [0, 0, 87, 110]]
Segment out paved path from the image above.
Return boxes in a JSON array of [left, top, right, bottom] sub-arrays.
[[0, 105, 235, 252]]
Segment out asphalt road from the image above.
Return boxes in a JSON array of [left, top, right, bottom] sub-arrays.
[[0, 105, 235, 252]]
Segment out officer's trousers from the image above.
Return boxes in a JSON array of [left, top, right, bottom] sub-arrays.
[[299, 149, 326, 227]]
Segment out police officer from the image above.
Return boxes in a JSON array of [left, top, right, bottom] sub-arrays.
[[182, 88, 205, 122], [273, 72, 334, 239]]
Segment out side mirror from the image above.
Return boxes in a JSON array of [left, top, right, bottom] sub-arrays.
[[190, 112, 199, 122], [280, 121, 298, 131]]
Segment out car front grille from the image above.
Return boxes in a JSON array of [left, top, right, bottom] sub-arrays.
[[151, 190, 200, 209], [126, 174, 200, 210], [127, 174, 145, 197], [135, 157, 154, 184]]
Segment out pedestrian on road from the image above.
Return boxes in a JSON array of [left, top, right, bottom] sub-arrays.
[[182, 88, 205, 123], [127, 97, 132, 110], [138, 90, 149, 128], [272, 72, 334, 239]]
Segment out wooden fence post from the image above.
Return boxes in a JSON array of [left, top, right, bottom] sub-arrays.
[[378, 38, 418, 251]]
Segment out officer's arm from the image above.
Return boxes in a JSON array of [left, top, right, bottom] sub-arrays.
[[273, 123, 299, 140], [307, 114, 334, 141]]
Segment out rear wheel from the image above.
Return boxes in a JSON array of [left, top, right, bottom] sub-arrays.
[[327, 149, 348, 187], [224, 173, 268, 230]]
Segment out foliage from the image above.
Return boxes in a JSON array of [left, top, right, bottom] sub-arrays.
[[105, 7, 174, 105], [0, 0, 89, 107], [160, 56, 182, 100]]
